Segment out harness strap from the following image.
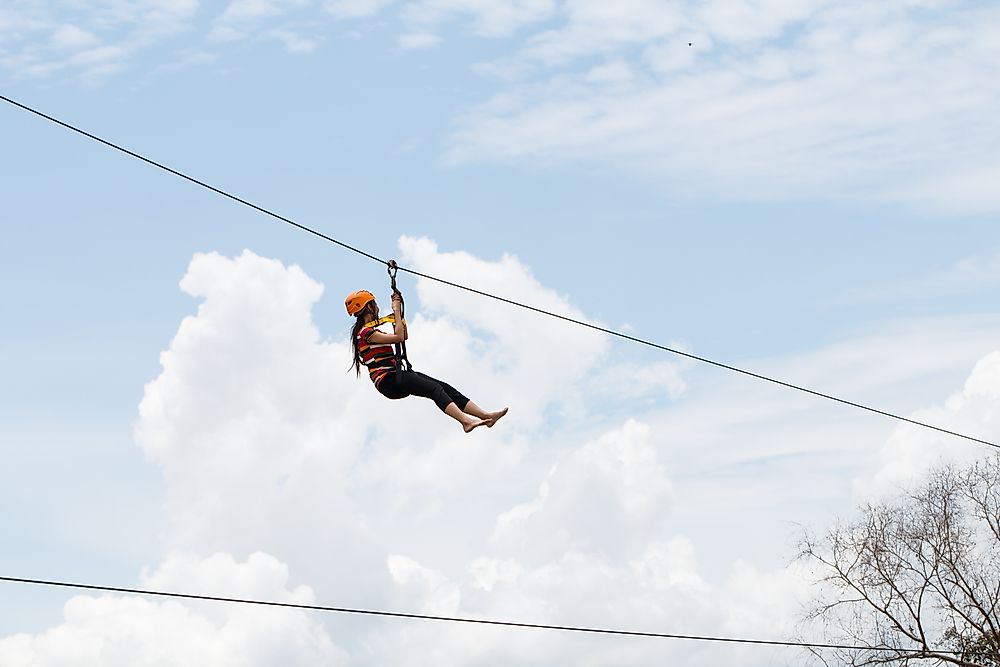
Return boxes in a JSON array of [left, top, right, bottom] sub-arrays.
[[386, 260, 413, 381], [362, 314, 406, 329]]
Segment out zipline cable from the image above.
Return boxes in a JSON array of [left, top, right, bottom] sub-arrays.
[[0, 94, 383, 264], [0, 575, 959, 656], [2, 93, 997, 451], [399, 262, 999, 451]]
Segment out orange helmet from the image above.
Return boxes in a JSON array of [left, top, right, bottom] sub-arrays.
[[345, 290, 376, 316]]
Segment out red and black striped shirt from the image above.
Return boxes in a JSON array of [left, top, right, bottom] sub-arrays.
[[357, 325, 397, 387]]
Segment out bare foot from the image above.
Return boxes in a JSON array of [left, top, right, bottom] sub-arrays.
[[486, 407, 509, 428], [463, 419, 488, 433]]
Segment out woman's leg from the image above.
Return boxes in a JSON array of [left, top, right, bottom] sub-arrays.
[[417, 374, 508, 427], [419, 374, 508, 428], [444, 402, 487, 432], [462, 401, 509, 428], [412, 374, 509, 429], [397, 372, 487, 432]]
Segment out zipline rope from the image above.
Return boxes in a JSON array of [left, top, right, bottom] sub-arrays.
[[0, 575, 959, 656], [2, 93, 996, 451]]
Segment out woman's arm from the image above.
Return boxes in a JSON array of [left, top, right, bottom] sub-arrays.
[[392, 291, 408, 342], [367, 330, 404, 344], [366, 293, 408, 344]]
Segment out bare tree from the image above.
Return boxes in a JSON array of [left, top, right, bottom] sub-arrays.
[[799, 455, 1000, 667]]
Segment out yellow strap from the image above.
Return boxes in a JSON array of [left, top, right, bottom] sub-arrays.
[[363, 314, 406, 329]]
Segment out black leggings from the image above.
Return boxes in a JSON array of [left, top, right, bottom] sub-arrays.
[[376, 370, 470, 413]]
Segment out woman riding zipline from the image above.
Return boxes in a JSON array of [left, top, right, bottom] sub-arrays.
[[346, 280, 508, 433]]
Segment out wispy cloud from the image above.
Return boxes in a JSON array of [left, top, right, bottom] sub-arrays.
[[398, 31, 441, 50], [3, 0, 996, 209], [0, 0, 200, 81], [445, 1, 1000, 211], [323, 0, 395, 20], [209, 0, 319, 52], [847, 251, 1000, 303], [398, 0, 556, 39]]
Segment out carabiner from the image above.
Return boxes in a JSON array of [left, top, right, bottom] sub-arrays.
[[387, 259, 400, 294]]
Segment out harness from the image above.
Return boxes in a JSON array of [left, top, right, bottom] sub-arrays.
[[363, 314, 405, 329]]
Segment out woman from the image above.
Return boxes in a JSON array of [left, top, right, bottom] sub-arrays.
[[346, 289, 508, 433]]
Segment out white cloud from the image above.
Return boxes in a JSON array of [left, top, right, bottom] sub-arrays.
[[590, 359, 687, 403], [0, 552, 347, 667], [119, 244, 759, 665], [631, 536, 705, 591], [398, 31, 441, 49], [397, 235, 611, 427], [327, 0, 556, 47], [324, 0, 395, 20], [618, 312, 1000, 595], [847, 250, 1000, 303], [401, 0, 556, 39], [133, 0, 201, 39], [488, 420, 671, 558], [9, 0, 995, 211], [207, 24, 246, 42], [133, 249, 378, 569], [584, 59, 634, 85], [365, 313, 1000, 665], [211, 0, 320, 51], [517, 0, 691, 66], [443, 1, 1000, 211], [67, 44, 126, 67], [866, 349, 1000, 496], [723, 559, 814, 639], [269, 28, 319, 52], [897, 163, 1000, 214], [218, 0, 309, 24], [125, 244, 678, 625], [9, 244, 1000, 665], [365, 417, 812, 665], [49, 25, 100, 50], [0, 0, 200, 81]]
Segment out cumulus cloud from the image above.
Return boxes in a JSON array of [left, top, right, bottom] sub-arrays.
[[8, 243, 1000, 665], [866, 350, 1000, 496], [121, 244, 744, 665], [126, 243, 685, 618], [133, 249, 395, 604], [367, 348, 1000, 664], [0, 552, 346, 666], [365, 418, 813, 666], [120, 243, 771, 665], [397, 235, 611, 425], [618, 311, 1000, 599], [489, 421, 671, 560]]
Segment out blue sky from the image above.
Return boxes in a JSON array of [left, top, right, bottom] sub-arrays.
[[2, 1, 1000, 664]]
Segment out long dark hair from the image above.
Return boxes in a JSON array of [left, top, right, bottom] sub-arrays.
[[349, 301, 376, 376]]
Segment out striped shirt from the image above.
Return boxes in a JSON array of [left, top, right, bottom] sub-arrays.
[[357, 325, 397, 387]]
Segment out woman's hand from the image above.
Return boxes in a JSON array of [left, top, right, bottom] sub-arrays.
[[391, 291, 407, 341]]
